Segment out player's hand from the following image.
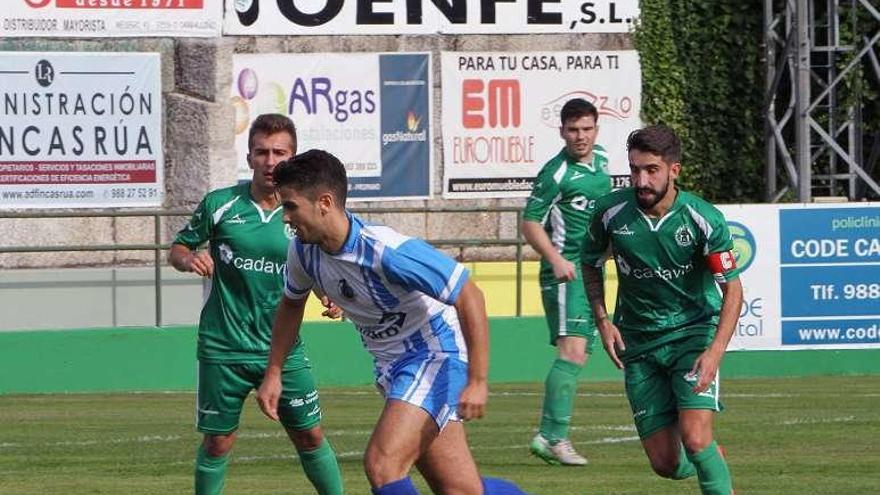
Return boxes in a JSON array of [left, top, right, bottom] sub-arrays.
[[552, 259, 577, 282], [319, 295, 343, 319], [457, 380, 488, 421], [188, 251, 214, 277], [256, 373, 282, 422], [688, 348, 722, 393], [597, 319, 625, 369]]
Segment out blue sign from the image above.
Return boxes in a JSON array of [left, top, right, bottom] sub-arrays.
[[782, 318, 880, 345], [347, 54, 430, 200], [780, 207, 880, 264], [781, 265, 880, 317]]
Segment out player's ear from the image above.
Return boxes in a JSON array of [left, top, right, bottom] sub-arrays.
[[318, 191, 333, 214], [669, 161, 681, 180]]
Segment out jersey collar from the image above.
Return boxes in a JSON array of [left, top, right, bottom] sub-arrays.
[[335, 210, 362, 255]]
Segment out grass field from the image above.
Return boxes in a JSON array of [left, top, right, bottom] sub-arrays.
[[1, 376, 878, 494]]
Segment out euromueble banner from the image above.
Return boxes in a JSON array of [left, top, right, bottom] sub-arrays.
[[721, 202, 880, 351], [232, 52, 432, 201], [0, 52, 164, 209], [441, 50, 641, 199], [0, 0, 220, 37]]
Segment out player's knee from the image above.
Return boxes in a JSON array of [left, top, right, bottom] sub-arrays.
[[649, 458, 679, 478], [288, 425, 324, 451], [680, 431, 712, 454], [363, 445, 404, 487], [203, 434, 235, 457]]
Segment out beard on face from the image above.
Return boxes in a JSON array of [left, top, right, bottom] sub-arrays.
[[635, 180, 669, 210]]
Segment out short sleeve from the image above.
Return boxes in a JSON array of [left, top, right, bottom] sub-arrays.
[[283, 241, 314, 300], [581, 207, 610, 267], [522, 164, 562, 223], [381, 239, 470, 305], [173, 198, 212, 248]]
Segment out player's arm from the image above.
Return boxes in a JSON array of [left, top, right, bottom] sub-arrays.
[[690, 252, 743, 392], [256, 294, 307, 421], [582, 260, 625, 369], [169, 243, 214, 277], [522, 220, 575, 281], [453, 279, 489, 421]]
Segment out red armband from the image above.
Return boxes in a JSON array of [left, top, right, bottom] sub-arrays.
[[706, 250, 736, 282]]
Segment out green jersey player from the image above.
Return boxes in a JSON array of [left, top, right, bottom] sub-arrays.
[[169, 114, 343, 495], [582, 125, 742, 495], [522, 98, 611, 465]]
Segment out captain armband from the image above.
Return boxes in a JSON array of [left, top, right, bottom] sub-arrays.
[[705, 250, 737, 283]]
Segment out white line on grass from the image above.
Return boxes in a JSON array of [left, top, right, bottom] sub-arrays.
[[780, 415, 856, 426]]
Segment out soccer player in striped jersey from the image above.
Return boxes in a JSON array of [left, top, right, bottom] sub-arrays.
[[170, 114, 343, 495], [581, 125, 742, 495], [257, 150, 528, 495], [521, 98, 612, 465]]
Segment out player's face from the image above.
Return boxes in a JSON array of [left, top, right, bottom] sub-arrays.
[[560, 115, 598, 162], [248, 131, 296, 194], [277, 185, 327, 245], [629, 149, 680, 211]]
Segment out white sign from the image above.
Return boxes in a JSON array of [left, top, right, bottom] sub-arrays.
[[0, 52, 164, 208], [721, 202, 880, 351], [1, 0, 220, 37], [441, 50, 641, 198], [224, 0, 638, 35], [232, 53, 433, 201]]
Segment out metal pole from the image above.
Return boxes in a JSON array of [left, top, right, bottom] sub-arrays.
[[154, 213, 162, 327], [796, 0, 813, 202], [764, 0, 778, 201]]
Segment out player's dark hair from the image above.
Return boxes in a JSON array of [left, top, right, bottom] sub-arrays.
[[273, 149, 348, 207], [626, 124, 682, 163], [248, 113, 297, 152], [560, 98, 598, 125]]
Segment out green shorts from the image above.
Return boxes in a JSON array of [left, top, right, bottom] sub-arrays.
[[540, 280, 597, 352], [196, 353, 321, 434], [624, 333, 724, 439]]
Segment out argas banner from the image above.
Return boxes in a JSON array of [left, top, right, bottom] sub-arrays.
[[720, 202, 880, 351], [0, 0, 220, 37], [232, 53, 432, 201], [441, 51, 641, 198], [0, 52, 163, 209], [224, 0, 639, 35]]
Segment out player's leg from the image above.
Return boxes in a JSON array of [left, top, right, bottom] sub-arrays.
[[673, 335, 732, 495], [416, 420, 530, 495], [365, 398, 441, 494], [532, 281, 593, 465], [270, 356, 344, 495], [195, 362, 252, 495], [625, 349, 696, 480]]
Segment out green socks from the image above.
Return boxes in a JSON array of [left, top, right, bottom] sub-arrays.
[[299, 438, 345, 495], [686, 441, 733, 495], [195, 444, 229, 495], [539, 358, 583, 443], [671, 444, 697, 479]]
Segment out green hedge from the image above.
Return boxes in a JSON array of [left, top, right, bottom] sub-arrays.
[[634, 0, 765, 202]]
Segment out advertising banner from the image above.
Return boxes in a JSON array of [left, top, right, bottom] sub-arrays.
[[0, 52, 164, 209], [720, 203, 880, 351], [0, 0, 220, 37], [232, 53, 432, 201], [441, 50, 641, 198], [223, 0, 638, 35]]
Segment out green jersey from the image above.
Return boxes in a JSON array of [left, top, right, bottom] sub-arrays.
[[174, 182, 294, 363], [581, 188, 742, 349], [523, 146, 612, 285]]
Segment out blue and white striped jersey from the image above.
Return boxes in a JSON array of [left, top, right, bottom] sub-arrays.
[[283, 212, 470, 367]]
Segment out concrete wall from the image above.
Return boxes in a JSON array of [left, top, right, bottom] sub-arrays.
[[0, 33, 631, 269]]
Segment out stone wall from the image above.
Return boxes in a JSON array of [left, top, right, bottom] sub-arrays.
[[0, 33, 631, 269]]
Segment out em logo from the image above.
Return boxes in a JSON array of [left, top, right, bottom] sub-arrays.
[[461, 79, 520, 129], [727, 221, 756, 272]]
